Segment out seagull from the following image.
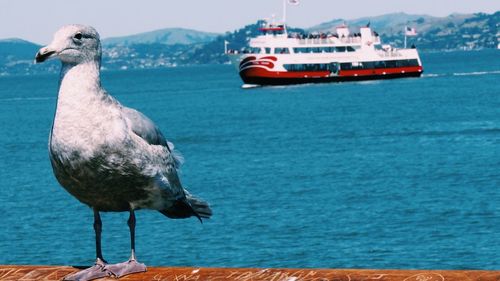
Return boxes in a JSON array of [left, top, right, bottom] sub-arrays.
[[35, 25, 212, 281]]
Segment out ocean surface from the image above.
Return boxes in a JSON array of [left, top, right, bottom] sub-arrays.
[[0, 50, 499, 270]]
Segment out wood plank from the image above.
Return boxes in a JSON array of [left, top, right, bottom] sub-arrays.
[[0, 265, 499, 281]]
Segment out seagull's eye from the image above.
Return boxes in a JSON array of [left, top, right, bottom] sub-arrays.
[[74, 33, 83, 40]]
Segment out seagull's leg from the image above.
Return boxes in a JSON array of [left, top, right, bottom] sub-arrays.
[[105, 209, 147, 277], [94, 209, 106, 264], [63, 209, 111, 281]]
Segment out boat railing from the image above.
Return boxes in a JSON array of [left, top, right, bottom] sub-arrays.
[[295, 37, 358, 45], [294, 36, 380, 46], [293, 37, 329, 45], [339, 37, 362, 44]]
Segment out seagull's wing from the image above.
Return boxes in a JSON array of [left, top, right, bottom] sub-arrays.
[[122, 106, 183, 167], [122, 107, 168, 147], [122, 106, 206, 222]]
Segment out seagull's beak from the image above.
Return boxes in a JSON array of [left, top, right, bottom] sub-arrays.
[[35, 46, 57, 64]]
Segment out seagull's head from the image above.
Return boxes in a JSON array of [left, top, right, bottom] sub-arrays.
[[35, 25, 101, 65]]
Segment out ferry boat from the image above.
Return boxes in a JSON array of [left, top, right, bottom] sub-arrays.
[[226, 14, 423, 86]]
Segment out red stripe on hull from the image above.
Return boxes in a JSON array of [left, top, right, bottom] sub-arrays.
[[241, 67, 331, 79], [240, 66, 423, 85]]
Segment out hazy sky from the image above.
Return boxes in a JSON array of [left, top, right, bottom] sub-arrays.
[[1, 0, 499, 44]]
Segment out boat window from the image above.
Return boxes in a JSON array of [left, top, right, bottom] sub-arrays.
[[397, 60, 409, 67], [265, 47, 272, 54], [283, 63, 332, 72], [347, 46, 356, 52], [283, 64, 298, 71], [374, 61, 386, 68], [408, 59, 419, 66], [385, 60, 397, 68], [337, 60, 419, 70], [249, 47, 261, 54], [363, 61, 375, 69], [394, 59, 419, 67], [293, 47, 337, 54], [324, 47, 335, 53], [336, 47, 346, 52], [274, 47, 290, 54], [340, 63, 352, 70], [241, 47, 263, 54], [351, 62, 362, 69]]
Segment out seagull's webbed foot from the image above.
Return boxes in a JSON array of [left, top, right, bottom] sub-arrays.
[[105, 259, 147, 278], [63, 259, 111, 281]]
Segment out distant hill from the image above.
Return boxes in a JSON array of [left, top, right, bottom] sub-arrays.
[[308, 12, 473, 35], [382, 12, 500, 50], [102, 28, 220, 46], [100, 28, 221, 70], [0, 38, 40, 60], [310, 12, 499, 50], [0, 38, 39, 64], [0, 38, 59, 75]]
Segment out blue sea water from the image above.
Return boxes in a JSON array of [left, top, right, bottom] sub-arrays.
[[0, 50, 499, 270]]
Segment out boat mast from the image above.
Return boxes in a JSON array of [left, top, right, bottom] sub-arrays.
[[282, 0, 288, 34]]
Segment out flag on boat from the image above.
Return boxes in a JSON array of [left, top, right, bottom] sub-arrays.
[[288, 0, 300, 5], [405, 26, 417, 36]]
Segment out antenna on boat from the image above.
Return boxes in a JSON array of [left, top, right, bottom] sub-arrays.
[[282, 0, 287, 34], [282, 0, 299, 34]]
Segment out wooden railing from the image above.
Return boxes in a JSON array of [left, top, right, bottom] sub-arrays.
[[0, 265, 499, 281]]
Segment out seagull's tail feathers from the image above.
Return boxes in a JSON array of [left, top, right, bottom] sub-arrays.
[[159, 192, 212, 223]]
